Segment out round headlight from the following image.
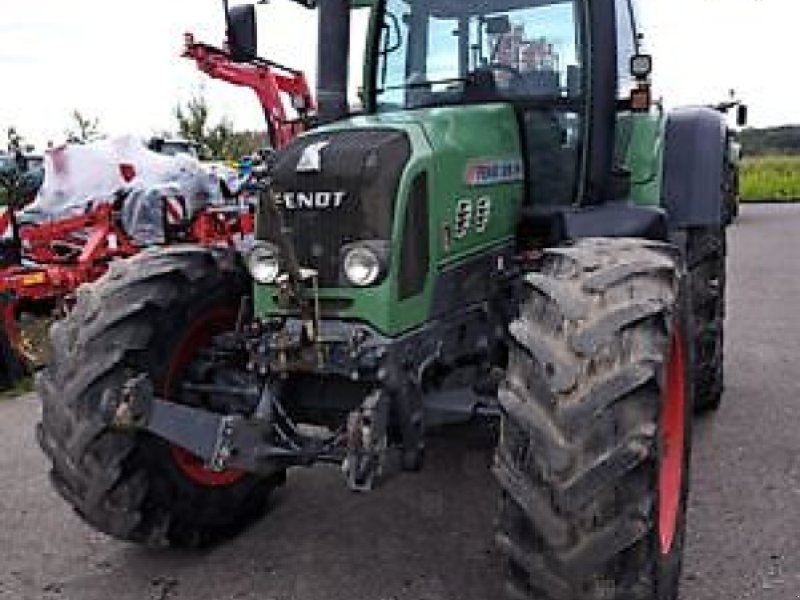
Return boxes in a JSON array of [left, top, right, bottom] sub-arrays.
[[247, 243, 280, 284], [343, 246, 381, 287]]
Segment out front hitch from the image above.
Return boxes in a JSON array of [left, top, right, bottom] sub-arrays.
[[111, 373, 392, 491], [113, 374, 286, 474]]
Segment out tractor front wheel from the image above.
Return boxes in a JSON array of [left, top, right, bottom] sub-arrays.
[[495, 238, 692, 600], [37, 246, 283, 547], [687, 226, 726, 413]]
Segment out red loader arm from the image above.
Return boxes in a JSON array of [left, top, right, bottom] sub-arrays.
[[183, 33, 314, 149]]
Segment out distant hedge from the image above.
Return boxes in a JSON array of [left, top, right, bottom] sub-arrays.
[[740, 126, 800, 157]]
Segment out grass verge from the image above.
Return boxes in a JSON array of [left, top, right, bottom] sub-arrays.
[[0, 377, 34, 401], [741, 155, 800, 202]]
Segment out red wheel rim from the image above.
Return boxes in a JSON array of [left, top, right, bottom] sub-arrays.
[[658, 328, 687, 555], [170, 446, 244, 487], [165, 307, 246, 487]]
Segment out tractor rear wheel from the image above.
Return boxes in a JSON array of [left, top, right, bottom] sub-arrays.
[[37, 246, 283, 547], [495, 238, 692, 600], [687, 226, 726, 413]]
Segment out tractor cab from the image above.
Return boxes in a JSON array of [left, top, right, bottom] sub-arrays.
[[372, 0, 583, 110], [371, 0, 589, 207], [230, 0, 655, 214], [355, 0, 653, 209]]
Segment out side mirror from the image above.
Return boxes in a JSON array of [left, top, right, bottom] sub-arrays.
[[630, 54, 653, 80], [227, 4, 258, 62], [737, 104, 748, 127]]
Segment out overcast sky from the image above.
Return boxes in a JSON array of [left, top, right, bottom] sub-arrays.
[[0, 0, 794, 150]]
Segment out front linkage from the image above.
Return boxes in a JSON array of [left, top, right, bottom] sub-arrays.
[[108, 314, 411, 491], [107, 282, 503, 491]]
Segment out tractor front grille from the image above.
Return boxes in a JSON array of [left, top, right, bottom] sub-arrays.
[[262, 129, 411, 286]]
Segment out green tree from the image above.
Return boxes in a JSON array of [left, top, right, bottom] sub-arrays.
[[66, 110, 102, 144], [222, 130, 266, 161], [7, 127, 22, 153], [1, 127, 41, 207], [175, 95, 211, 149], [175, 94, 264, 161], [740, 126, 800, 157], [6, 127, 33, 154]]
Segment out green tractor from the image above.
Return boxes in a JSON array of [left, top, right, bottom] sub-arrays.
[[38, 0, 730, 597], [713, 97, 748, 225]]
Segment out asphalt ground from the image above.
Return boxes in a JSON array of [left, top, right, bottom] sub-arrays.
[[1, 203, 799, 600]]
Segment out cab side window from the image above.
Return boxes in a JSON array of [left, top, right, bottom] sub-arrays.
[[615, 0, 638, 98]]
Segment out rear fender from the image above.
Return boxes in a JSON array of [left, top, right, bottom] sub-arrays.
[[662, 107, 726, 228]]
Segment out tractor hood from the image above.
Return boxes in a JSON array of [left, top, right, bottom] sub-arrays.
[[256, 104, 524, 337], [265, 128, 412, 287]]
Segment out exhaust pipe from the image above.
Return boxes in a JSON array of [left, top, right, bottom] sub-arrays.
[[316, 0, 351, 123]]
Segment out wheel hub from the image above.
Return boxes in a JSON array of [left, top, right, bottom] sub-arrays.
[[165, 307, 246, 487]]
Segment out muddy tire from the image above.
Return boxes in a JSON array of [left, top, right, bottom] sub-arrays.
[[37, 246, 282, 548], [495, 238, 692, 600], [0, 324, 27, 390], [722, 163, 740, 225], [687, 226, 726, 413]]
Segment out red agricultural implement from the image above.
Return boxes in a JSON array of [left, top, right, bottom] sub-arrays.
[[0, 35, 311, 387], [0, 188, 255, 380]]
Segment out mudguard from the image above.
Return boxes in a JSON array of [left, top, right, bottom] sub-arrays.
[[662, 107, 727, 228]]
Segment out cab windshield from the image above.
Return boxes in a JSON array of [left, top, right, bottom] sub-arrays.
[[374, 0, 584, 111]]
